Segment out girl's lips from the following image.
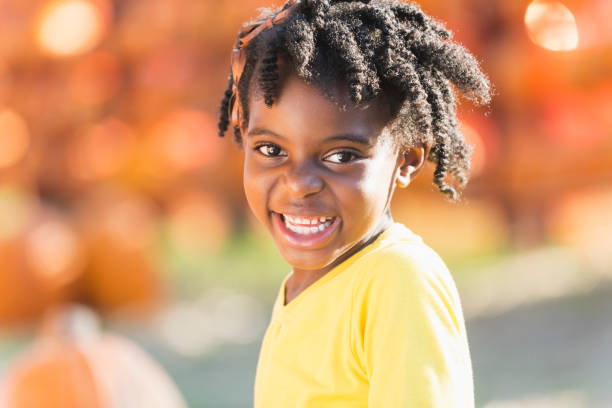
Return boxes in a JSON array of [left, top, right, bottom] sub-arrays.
[[271, 212, 340, 249]]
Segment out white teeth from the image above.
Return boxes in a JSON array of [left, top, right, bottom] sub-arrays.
[[284, 215, 329, 225], [283, 214, 336, 235]]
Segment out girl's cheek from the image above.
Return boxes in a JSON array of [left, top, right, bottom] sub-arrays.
[[243, 168, 272, 210], [243, 165, 262, 209]]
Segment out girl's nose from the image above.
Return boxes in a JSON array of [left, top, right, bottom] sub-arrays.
[[283, 161, 324, 198]]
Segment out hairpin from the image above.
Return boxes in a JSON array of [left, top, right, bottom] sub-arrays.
[[228, 0, 301, 131]]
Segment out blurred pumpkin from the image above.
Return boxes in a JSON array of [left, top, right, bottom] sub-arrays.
[[164, 188, 232, 256], [0, 195, 85, 326], [75, 189, 163, 315], [0, 304, 187, 408]]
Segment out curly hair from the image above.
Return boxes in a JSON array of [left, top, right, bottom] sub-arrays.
[[218, 0, 491, 200]]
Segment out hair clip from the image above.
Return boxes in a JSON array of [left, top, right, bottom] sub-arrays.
[[228, 0, 301, 131]]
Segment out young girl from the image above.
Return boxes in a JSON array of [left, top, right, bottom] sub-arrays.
[[217, 0, 490, 406]]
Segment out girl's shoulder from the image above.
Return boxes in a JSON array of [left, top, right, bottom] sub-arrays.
[[351, 222, 464, 324], [356, 221, 450, 283]]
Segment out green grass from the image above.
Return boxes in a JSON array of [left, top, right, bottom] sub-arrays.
[[156, 226, 290, 299]]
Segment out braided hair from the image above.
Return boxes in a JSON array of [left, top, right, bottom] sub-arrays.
[[218, 0, 491, 200]]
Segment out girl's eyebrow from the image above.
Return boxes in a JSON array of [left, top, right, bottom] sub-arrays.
[[325, 134, 373, 147], [248, 127, 286, 140], [248, 127, 372, 147]]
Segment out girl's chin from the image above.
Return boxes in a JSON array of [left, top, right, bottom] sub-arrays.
[[275, 239, 356, 274], [278, 249, 339, 272]]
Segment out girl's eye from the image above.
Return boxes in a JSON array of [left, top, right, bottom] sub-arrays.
[[324, 151, 359, 164], [256, 144, 285, 157]]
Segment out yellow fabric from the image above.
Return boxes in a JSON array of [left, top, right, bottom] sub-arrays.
[[254, 222, 474, 408]]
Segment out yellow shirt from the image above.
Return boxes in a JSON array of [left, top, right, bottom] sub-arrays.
[[254, 222, 474, 407]]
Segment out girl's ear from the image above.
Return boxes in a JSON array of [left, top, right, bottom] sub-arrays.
[[395, 142, 431, 188]]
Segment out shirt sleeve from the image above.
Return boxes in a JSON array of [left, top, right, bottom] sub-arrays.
[[351, 244, 474, 408]]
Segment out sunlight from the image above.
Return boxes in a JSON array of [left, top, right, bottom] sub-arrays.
[[525, 0, 579, 51]]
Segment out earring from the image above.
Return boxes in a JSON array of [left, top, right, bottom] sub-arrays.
[[396, 178, 409, 188]]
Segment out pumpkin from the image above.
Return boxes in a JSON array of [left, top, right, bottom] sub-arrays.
[[0, 196, 85, 326], [0, 304, 187, 408], [75, 189, 163, 315]]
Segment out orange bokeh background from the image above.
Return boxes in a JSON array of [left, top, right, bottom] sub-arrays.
[[0, 0, 610, 406]]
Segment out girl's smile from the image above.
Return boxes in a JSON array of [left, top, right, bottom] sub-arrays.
[[242, 68, 427, 287], [271, 212, 340, 249]]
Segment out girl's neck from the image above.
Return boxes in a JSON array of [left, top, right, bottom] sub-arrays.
[[287, 212, 394, 300]]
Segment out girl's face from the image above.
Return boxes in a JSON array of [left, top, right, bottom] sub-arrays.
[[242, 73, 423, 274]]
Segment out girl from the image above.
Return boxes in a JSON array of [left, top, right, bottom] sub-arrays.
[[218, 0, 490, 406]]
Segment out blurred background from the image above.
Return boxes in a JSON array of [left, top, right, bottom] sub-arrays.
[[0, 0, 610, 406]]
